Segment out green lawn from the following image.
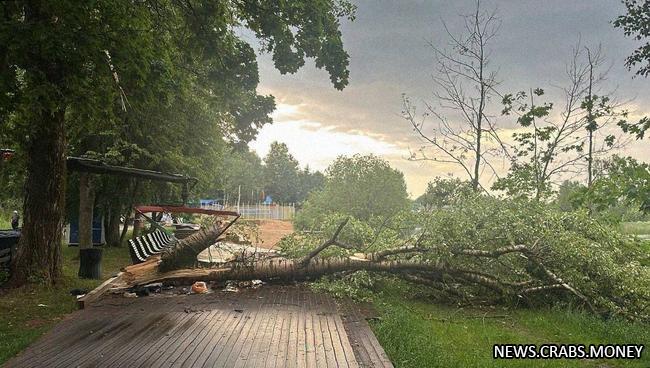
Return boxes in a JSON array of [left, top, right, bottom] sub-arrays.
[[621, 221, 650, 236], [0, 213, 10, 229], [0, 245, 131, 364], [371, 292, 650, 368]]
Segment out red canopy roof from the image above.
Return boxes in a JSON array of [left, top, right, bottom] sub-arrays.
[[135, 205, 239, 217]]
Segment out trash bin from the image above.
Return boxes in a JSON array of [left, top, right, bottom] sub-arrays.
[[78, 247, 103, 279]]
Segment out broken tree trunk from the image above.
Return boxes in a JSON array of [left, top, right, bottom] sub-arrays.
[[158, 216, 239, 272]]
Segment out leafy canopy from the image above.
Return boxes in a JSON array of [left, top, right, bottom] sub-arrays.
[[296, 154, 410, 228]]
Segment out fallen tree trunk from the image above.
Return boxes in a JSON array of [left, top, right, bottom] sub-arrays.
[[116, 219, 595, 315]]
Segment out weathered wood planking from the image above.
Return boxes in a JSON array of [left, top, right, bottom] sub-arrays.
[[4, 285, 393, 368]]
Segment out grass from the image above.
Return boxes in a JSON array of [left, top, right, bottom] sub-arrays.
[[0, 245, 131, 364], [620, 221, 650, 236], [0, 213, 10, 229], [370, 289, 650, 368]]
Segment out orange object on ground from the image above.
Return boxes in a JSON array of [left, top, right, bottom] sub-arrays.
[[191, 281, 208, 294]]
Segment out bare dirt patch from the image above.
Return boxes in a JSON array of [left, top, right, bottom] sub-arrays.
[[247, 219, 294, 249]]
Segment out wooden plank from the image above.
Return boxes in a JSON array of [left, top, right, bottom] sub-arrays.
[[317, 293, 339, 367], [46, 312, 146, 368], [93, 310, 185, 368], [266, 289, 289, 368], [309, 290, 328, 367], [324, 312, 348, 367], [76, 272, 123, 309], [128, 304, 198, 367], [304, 290, 317, 368], [338, 301, 394, 368], [273, 289, 292, 368], [50, 311, 158, 367], [294, 289, 308, 368], [220, 290, 266, 367], [174, 307, 226, 367], [249, 287, 282, 368], [207, 297, 256, 367], [68, 299, 177, 368], [5, 285, 395, 368], [141, 303, 214, 367], [325, 295, 359, 368], [233, 291, 270, 368], [155, 307, 219, 367], [16, 314, 127, 367], [282, 286, 299, 368], [190, 301, 243, 368], [179, 304, 232, 368]]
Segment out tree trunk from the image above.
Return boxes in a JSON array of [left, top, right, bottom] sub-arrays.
[[159, 217, 239, 272], [586, 58, 595, 188], [78, 172, 101, 279], [119, 180, 140, 244], [78, 173, 94, 251], [9, 108, 66, 286], [105, 203, 122, 247]]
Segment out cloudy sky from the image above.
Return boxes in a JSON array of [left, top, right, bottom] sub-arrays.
[[248, 0, 650, 197]]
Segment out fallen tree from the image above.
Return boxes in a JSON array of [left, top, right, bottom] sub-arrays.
[[113, 197, 649, 322]]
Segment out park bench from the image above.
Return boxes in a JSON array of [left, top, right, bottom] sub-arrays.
[[128, 230, 175, 264], [0, 230, 20, 272]]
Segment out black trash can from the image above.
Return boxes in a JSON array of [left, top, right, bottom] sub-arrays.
[[78, 247, 103, 279]]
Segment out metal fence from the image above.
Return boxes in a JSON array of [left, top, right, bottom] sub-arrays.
[[201, 203, 295, 220]]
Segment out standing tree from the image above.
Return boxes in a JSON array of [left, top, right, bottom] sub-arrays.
[[402, 1, 504, 192], [296, 166, 326, 204], [296, 154, 410, 228], [613, 0, 650, 139], [581, 155, 650, 216], [417, 177, 473, 210], [262, 142, 301, 204], [220, 148, 265, 204], [1, 0, 355, 286], [614, 0, 650, 77], [494, 45, 627, 200]]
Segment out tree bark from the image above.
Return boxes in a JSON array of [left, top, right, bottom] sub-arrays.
[[105, 202, 122, 247], [9, 108, 66, 286], [78, 172, 102, 279], [119, 180, 140, 244], [158, 216, 239, 272], [78, 173, 95, 251], [7, 0, 68, 287]]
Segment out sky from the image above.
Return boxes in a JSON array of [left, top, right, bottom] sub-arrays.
[[248, 0, 650, 198]]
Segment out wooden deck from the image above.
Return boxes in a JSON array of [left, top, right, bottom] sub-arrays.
[[4, 285, 393, 368]]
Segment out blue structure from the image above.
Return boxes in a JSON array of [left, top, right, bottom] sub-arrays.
[[67, 215, 104, 246]]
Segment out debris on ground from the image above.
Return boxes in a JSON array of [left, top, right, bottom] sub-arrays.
[[134, 287, 150, 297], [197, 242, 281, 264], [223, 280, 239, 292], [222, 279, 265, 292], [191, 281, 208, 294], [69, 288, 88, 296], [142, 282, 162, 293], [123, 292, 137, 298]]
